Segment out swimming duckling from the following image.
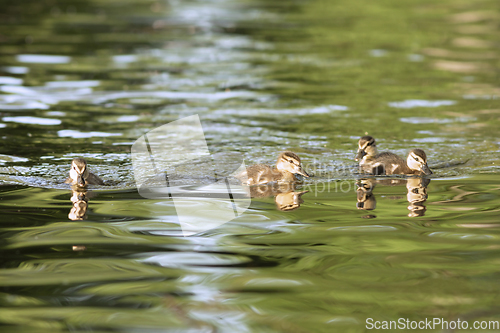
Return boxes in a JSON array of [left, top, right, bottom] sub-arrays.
[[236, 151, 309, 185], [64, 157, 104, 186], [355, 136, 403, 173], [355, 136, 432, 175]]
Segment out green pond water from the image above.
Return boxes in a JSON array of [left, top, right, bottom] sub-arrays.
[[1, 0, 499, 332]]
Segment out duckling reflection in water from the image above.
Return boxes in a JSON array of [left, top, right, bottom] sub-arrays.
[[68, 186, 94, 251], [249, 183, 308, 211], [356, 178, 376, 211], [355, 177, 430, 217], [407, 177, 430, 217], [236, 151, 309, 185], [355, 136, 433, 176], [275, 191, 308, 211], [64, 157, 104, 187], [68, 186, 89, 221]]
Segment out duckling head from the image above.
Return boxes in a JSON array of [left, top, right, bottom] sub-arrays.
[[276, 151, 309, 177], [69, 157, 90, 186], [355, 135, 378, 161], [407, 149, 432, 175]]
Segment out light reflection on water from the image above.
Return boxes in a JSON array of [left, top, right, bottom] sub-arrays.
[[388, 99, 456, 109], [0, 0, 500, 331], [17, 54, 72, 64], [3, 116, 62, 126]]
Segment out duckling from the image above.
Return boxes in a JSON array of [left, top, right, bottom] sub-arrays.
[[236, 151, 309, 185], [355, 136, 432, 175], [64, 157, 104, 186], [355, 136, 403, 174]]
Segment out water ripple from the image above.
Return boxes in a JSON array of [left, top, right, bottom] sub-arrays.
[[140, 252, 252, 268], [2, 116, 61, 126], [0, 76, 23, 85], [388, 99, 456, 108], [57, 130, 122, 138], [16, 54, 72, 64]]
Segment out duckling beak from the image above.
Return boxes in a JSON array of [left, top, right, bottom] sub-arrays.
[[421, 164, 433, 175], [355, 149, 366, 162], [296, 166, 309, 177], [77, 174, 86, 187]]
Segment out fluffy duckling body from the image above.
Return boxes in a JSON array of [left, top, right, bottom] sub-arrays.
[[64, 157, 104, 186], [237, 151, 309, 185], [356, 136, 432, 176]]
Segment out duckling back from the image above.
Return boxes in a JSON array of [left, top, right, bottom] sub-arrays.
[[360, 151, 407, 175], [237, 164, 296, 185], [356, 136, 432, 176], [235, 151, 309, 185]]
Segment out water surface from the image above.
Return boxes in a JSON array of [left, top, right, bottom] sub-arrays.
[[1, 0, 499, 331]]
